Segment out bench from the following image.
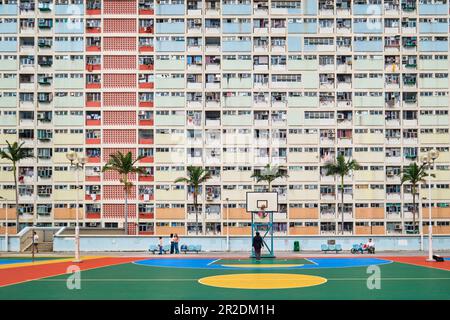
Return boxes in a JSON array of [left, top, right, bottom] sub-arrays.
[[351, 243, 375, 254], [148, 244, 170, 254], [180, 244, 201, 254], [321, 244, 342, 253]]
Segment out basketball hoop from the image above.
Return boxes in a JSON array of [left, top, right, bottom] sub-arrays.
[[257, 204, 268, 218]]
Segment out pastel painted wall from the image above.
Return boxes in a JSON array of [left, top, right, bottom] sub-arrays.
[[51, 234, 450, 252]]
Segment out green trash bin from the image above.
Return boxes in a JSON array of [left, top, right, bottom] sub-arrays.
[[293, 241, 300, 252]]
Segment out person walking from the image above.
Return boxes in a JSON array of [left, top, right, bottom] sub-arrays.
[[33, 231, 39, 253], [174, 233, 180, 254], [158, 236, 163, 255], [252, 232, 263, 261], [169, 233, 174, 254]]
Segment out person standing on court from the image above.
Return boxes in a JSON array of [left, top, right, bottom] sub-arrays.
[[174, 233, 180, 254], [158, 236, 164, 255], [169, 233, 174, 254], [252, 232, 263, 261], [33, 231, 39, 253]]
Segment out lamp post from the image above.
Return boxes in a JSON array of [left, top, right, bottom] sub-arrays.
[[421, 149, 439, 262], [419, 196, 424, 251], [225, 197, 230, 252], [0, 196, 8, 252], [66, 151, 87, 263]]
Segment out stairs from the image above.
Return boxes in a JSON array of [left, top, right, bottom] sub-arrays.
[[24, 241, 53, 253]]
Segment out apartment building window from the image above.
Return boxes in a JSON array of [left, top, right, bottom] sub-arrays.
[[305, 111, 334, 120]]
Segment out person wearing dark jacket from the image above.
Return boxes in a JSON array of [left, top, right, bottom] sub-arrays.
[[252, 232, 264, 261]]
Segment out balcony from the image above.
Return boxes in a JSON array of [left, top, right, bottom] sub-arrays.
[[155, 4, 185, 15], [38, 2, 52, 12], [222, 39, 252, 52], [223, 22, 252, 34], [55, 4, 84, 15], [287, 22, 317, 34], [0, 20, 17, 33], [419, 3, 448, 15], [86, 1, 101, 15], [222, 3, 252, 15], [155, 22, 183, 34], [0, 4, 18, 15], [354, 40, 383, 52], [86, 22, 101, 33], [86, 39, 101, 52], [155, 39, 184, 52], [139, 2, 154, 15], [420, 40, 449, 52], [353, 4, 383, 15], [55, 20, 84, 34]]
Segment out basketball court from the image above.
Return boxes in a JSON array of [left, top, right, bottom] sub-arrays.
[[1, 193, 449, 299], [0, 254, 449, 299]]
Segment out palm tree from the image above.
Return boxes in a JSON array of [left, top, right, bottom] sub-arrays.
[[400, 162, 433, 234], [323, 154, 360, 235], [102, 151, 144, 235], [174, 166, 211, 235], [0, 141, 33, 232], [251, 164, 289, 191]]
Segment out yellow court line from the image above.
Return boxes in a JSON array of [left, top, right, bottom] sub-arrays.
[[221, 264, 303, 268], [0, 256, 105, 270]]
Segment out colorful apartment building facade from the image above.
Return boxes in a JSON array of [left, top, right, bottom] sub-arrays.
[[0, 0, 449, 236]]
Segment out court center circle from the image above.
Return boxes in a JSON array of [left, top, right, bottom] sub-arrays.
[[198, 273, 327, 289]]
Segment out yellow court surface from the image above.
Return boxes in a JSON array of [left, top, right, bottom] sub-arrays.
[[221, 264, 303, 268], [198, 273, 328, 289]]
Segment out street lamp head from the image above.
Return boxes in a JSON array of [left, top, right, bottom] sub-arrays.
[[78, 155, 88, 165], [429, 149, 440, 161], [421, 155, 429, 165], [66, 150, 78, 163]]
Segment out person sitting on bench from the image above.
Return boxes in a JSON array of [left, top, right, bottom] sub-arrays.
[[366, 238, 375, 254]]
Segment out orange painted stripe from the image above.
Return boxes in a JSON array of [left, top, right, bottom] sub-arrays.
[[386, 256, 450, 271], [0, 257, 146, 288]]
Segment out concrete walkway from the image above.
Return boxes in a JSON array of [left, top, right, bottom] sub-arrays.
[[2, 250, 449, 258]]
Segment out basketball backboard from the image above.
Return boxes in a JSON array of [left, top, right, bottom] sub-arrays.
[[246, 192, 278, 212]]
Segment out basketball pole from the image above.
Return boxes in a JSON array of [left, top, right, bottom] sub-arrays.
[[246, 192, 277, 259], [250, 210, 275, 259], [251, 210, 255, 257]]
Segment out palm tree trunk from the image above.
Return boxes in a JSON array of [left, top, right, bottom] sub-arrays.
[[193, 190, 198, 235], [124, 192, 128, 235], [412, 184, 416, 234], [13, 164, 19, 233], [341, 175, 344, 235], [123, 175, 128, 235]]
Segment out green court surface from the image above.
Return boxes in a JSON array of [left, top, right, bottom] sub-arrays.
[[0, 257, 449, 300]]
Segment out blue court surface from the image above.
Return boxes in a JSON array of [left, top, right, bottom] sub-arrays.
[[134, 257, 392, 269], [0, 257, 57, 265], [0, 259, 35, 265]]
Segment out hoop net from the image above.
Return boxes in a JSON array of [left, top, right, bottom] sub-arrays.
[[257, 204, 268, 218]]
